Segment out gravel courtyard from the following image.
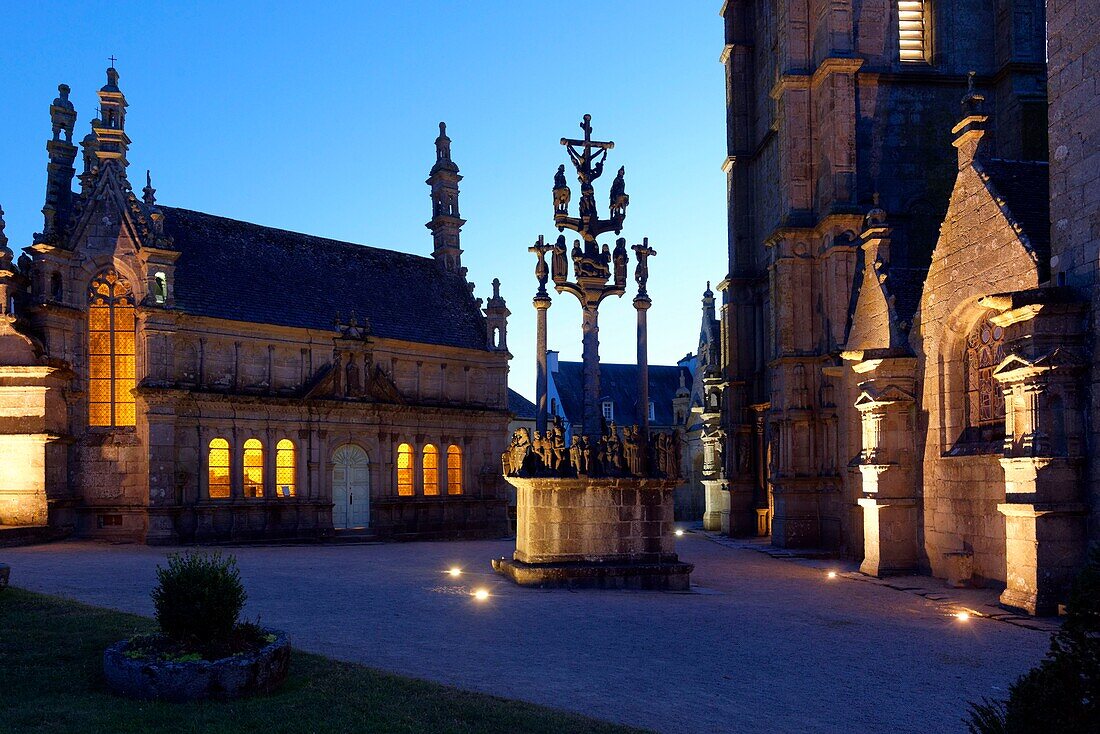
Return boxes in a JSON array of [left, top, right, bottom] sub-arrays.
[[5, 532, 1050, 734]]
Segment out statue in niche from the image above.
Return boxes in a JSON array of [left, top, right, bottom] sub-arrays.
[[612, 239, 628, 287], [551, 235, 568, 283], [332, 351, 343, 397], [345, 355, 361, 397]]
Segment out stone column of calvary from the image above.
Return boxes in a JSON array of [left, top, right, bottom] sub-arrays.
[[495, 115, 693, 591]]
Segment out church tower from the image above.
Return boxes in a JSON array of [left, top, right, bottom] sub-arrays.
[[92, 65, 130, 168], [425, 122, 465, 274]]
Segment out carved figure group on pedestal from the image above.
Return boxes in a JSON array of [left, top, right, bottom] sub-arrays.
[[502, 423, 681, 481]]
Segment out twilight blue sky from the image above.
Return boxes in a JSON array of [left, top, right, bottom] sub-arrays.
[[0, 1, 728, 399]]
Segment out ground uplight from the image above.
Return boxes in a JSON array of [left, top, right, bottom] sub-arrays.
[[674, 529, 684, 537], [448, 567, 461, 577], [473, 588, 490, 601]]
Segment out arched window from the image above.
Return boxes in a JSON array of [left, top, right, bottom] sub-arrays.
[[446, 444, 463, 495], [153, 272, 167, 304], [88, 270, 136, 427], [243, 438, 264, 498], [396, 443, 414, 496], [965, 316, 1006, 428], [208, 438, 231, 499], [422, 444, 440, 496], [275, 439, 296, 498]]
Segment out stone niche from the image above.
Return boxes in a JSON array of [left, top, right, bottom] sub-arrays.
[[493, 476, 692, 590]]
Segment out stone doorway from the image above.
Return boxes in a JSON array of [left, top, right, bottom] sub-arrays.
[[331, 444, 370, 529]]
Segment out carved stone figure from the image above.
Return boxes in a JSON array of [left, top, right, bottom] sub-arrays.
[[612, 238, 628, 287], [552, 428, 567, 472], [569, 435, 583, 475], [345, 356, 360, 397], [553, 164, 571, 213], [551, 235, 568, 283], [622, 425, 639, 476], [609, 166, 628, 216]]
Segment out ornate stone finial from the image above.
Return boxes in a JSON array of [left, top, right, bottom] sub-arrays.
[[0, 205, 11, 261], [142, 170, 157, 206], [435, 121, 451, 161], [54, 83, 73, 110], [104, 64, 120, 91], [961, 70, 984, 116], [704, 280, 713, 298], [492, 277, 501, 300], [866, 192, 887, 226]]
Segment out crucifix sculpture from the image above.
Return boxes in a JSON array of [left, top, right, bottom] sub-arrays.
[[531, 114, 647, 443]]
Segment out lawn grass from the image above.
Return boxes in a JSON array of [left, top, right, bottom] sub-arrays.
[[0, 587, 649, 734]]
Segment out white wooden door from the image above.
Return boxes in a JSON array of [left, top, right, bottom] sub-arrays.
[[331, 444, 370, 529]]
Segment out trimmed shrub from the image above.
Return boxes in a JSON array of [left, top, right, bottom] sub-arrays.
[[966, 544, 1100, 733], [151, 552, 246, 646]]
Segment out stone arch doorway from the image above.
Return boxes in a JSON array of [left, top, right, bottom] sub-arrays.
[[331, 444, 370, 529]]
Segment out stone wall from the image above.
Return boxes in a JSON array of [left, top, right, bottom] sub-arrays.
[[914, 162, 1044, 582], [1047, 0, 1100, 538]]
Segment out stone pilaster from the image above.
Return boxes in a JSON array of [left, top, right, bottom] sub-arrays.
[[985, 290, 1088, 615], [848, 355, 919, 576]]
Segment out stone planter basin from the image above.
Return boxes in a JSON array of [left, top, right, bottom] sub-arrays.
[[103, 630, 290, 702]]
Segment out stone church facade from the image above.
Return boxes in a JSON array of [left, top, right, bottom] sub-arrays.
[[713, 0, 1097, 614], [0, 69, 513, 543]]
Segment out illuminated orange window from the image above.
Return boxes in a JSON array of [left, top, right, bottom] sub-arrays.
[[208, 438, 231, 499], [275, 439, 296, 498], [88, 270, 136, 427], [422, 444, 440, 496], [243, 438, 264, 498], [446, 444, 463, 495], [397, 443, 414, 496]]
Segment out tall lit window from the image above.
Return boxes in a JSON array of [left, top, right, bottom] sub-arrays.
[[447, 444, 463, 495], [208, 438, 231, 499], [243, 438, 264, 498], [88, 270, 136, 427], [422, 444, 440, 496], [397, 443, 414, 496], [965, 316, 1006, 427], [275, 439, 296, 498], [898, 1, 930, 63]]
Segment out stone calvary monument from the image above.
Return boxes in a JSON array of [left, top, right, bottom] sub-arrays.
[[492, 115, 693, 590]]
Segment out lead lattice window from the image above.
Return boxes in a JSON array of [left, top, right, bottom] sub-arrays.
[[88, 270, 136, 427], [965, 316, 1006, 428]]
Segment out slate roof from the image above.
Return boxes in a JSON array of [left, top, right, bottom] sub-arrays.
[[552, 361, 690, 427], [161, 207, 488, 351], [507, 388, 537, 420], [980, 159, 1051, 264]]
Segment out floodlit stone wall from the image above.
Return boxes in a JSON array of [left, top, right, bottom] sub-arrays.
[[1047, 0, 1100, 535], [913, 162, 1043, 583]]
